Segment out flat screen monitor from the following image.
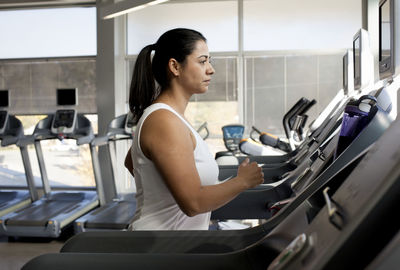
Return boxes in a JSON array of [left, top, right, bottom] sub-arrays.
[[57, 88, 77, 106], [353, 36, 361, 90], [0, 90, 9, 107], [379, 0, 394, 79], [343, 54, 348, 93]]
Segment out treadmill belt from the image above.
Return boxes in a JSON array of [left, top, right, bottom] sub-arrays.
[[6, 199, 82, 226], [85, 201, 136, 229]]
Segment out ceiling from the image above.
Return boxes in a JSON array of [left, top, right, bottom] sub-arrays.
[[0, 0, 96, 10], [0, 0, 239, 10]]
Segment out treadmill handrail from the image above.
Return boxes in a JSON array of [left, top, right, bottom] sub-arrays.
[[16, 135, 35, 147]]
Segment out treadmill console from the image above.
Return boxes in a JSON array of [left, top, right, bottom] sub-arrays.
[[0, 110, 9, 134], [222, 125, 245, 152], [51, 109, 77, 135]]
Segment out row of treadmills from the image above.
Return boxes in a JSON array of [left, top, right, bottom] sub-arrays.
[[0, 1, 399, 267], [0, 104, 137, 238], [20, 13, 400, 269]]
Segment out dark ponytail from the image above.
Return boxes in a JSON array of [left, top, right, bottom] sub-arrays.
[[129, 44, 158, 123], [129, 28, 206, 122]]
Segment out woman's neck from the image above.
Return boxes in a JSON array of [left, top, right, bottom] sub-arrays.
[[155, 88, 190, 117]]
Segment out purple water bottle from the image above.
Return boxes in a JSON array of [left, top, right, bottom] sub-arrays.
[[334, 95, 377, 159]]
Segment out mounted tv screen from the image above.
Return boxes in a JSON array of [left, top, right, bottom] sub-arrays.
[[343, 53, 348, 92], [0, 90, 9, 107], [57, 88, 77, 106], [379, 0, 394, 79], [353, 36, 361, 89]]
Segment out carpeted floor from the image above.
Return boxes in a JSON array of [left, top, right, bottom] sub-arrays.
[[0, 236, 65, 270]]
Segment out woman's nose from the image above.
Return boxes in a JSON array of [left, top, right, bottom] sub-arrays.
[[207, 63, 215, 75]]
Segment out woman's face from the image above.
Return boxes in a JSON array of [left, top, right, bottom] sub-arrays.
[[176, 40, 215, 95]]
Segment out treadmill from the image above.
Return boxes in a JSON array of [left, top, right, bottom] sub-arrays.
[[0, 89, 98, 238], [21, 97, 400, 270], [0, 90, 38, 218], [74, 113, 136, 232]]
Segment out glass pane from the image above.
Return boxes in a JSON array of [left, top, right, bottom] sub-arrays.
[[39, 140, 95, 187], [0, 144, 28, 187], [244, 53, 343, 138], [127, 1, 238, 54], [243, 0, 361, 51], [0, 7, 96, 59], [0, 115, 44, 188], [244, 56, 285, 136]]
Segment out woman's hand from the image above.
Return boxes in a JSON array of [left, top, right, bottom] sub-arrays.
[[236, 158, 264, 189]]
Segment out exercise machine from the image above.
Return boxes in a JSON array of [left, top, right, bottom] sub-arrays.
[[74, 113, 136, 232], [21, 101, 400, 270], [0, 89, 98, 237]]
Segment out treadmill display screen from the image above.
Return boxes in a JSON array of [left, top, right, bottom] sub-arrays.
[[53, 110, 75, 128], [0, 90, 9, 107], [223, 126, 244, 139], [57, 88, 77, 106]]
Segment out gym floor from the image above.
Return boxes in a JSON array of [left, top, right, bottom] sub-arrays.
[[0, 235, 66, 269]]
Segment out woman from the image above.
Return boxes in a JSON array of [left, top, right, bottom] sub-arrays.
[[125, 28, 263, 230]]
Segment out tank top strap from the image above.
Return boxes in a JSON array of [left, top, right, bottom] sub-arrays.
[[144, 103, 197, 135]]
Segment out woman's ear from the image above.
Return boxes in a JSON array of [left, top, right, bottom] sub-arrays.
[[168, 58, 180, 77]]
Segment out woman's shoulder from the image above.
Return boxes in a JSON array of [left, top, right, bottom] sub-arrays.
[[142, 106, 187, 136], [140, 106, 195, 156]]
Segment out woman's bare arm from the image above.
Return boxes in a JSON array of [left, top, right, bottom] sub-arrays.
[[140, 110, 263, 217]]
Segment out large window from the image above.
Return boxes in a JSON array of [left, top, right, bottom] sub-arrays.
[[0, 7, 96, 59], [127, 1, 238, 54], [243, 0, 361, 51]]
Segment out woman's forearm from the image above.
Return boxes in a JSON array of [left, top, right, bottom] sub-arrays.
[[184, 176, 248, 216]]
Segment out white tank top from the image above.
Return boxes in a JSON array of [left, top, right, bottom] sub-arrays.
[[131, 103, 219, 230]]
